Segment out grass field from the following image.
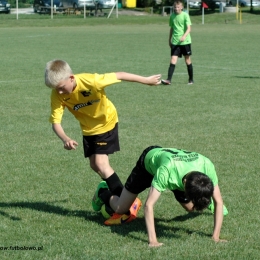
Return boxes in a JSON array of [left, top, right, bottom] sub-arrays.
[[0, 10, 260, 260]]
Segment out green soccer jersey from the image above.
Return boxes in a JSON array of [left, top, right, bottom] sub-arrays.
[[169, 11, 192, 45], [144, 148, 218, 193]]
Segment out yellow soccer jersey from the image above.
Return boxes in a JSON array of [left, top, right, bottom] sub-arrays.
[[49, 72, 121, 136]]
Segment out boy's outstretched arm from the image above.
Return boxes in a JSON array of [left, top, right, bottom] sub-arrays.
[[52, 123, 78, 150], [115, 72, 161, 86], [212, 185, 227, 242], [144, 186, 163, 247]]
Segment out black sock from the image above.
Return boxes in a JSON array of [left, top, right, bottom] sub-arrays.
[[104, 172, 123, 197], [167, 63, 175, 81], [99, 189, 113, 206], [187, 63, 193, 80]]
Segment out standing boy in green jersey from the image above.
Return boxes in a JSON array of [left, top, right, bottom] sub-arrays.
[[94, 146, 228, 247], [161, 0, 194, 85], [44, 59, 161, 211]]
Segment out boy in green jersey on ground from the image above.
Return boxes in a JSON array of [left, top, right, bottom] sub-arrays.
[[93, 146, 228, 247], [161, 0, 194, 85]]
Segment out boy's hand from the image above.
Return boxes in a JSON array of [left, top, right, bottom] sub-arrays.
[[147, 74, 162, 85], [212, 237, 228, 243], [149, 242, 163, 247], [63, 139, 78, 150], [180, 36, 186, 42]]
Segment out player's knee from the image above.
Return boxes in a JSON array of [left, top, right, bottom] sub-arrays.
[[89, 157, 105, 172], [185, 207, 194, 213], [89, 161, 98, 172]]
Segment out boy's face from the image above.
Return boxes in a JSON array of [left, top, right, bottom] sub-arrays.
[[174, 3, 183, 14], [55, 75, 76, 94]]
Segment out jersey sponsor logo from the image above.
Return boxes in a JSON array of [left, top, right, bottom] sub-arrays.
[[81, 90, 91, 97], [96, 142, 107, 146], [73, 99, 99, 111], [162, 149, 199, 162]]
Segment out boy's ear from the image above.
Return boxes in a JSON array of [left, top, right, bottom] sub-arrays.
[[69, 75, 76, 84]]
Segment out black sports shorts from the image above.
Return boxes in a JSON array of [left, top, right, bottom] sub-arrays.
[[171, 44, 192, 58], [125, 145, 191, 204], [83, 123, 120, 157], [124, 145, 162, 194]]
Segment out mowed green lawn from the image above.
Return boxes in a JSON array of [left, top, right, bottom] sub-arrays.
[[0, 13, 260, 259]]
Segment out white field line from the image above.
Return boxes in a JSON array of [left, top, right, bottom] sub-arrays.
[[25, 34, 52, 38]]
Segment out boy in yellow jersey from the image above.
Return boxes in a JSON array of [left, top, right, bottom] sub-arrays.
[[44, 59, 161, 211], [96, 146, 228, 247]]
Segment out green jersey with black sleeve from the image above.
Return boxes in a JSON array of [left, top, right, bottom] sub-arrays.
[[144, 148, 218, 193]]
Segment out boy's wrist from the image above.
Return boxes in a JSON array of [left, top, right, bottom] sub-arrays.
[[212, 236, 220, 242]]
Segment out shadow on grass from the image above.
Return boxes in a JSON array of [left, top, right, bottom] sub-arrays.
[[235, 76, 260, 79], [0, 210, 22, 221], [0, 200, 101, 222], [107, 212, 211, 242], [0, 201, 212, 241], [106, 217, 183, 243]]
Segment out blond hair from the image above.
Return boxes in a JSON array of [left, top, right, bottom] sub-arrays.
[[173, 0, 183, 5], [45, 59, 73, 88]]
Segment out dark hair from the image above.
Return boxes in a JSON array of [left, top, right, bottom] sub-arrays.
[[184, 171, 214, 211]]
